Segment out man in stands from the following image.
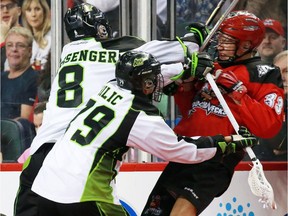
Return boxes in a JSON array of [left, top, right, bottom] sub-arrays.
[[257, 18, 286, 64]]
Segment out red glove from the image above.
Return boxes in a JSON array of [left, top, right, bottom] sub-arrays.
[[214, 70, 247, 103]]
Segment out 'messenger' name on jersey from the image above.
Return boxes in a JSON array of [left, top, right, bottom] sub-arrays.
[[60, 50, 118, 67]]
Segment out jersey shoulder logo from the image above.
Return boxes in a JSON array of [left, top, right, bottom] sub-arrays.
[[256, 65, 274, 78]]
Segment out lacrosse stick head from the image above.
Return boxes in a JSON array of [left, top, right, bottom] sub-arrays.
[[248, 159, 277, 209]]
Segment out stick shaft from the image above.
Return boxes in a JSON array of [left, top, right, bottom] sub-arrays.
[[205, 0, 227, 26], [200, 0, 240, 52], [206, 73, 256, 159]]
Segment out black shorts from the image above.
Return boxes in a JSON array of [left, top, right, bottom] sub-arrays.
[[14, 143, 55, 216], [141, 160, 233, 216], [37, 195, 129, 216]]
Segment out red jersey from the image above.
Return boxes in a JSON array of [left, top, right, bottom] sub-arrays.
[[174, 57, 284, 139]]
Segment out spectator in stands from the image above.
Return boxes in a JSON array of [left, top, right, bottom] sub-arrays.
[[176, 0, 219, 36], [276, 51, 288, 95], [0, 0, 22, 71], [257, 18, 286, 64], [21, 0, 51, 71], [243, 0, 287, 33], [37, 50, 51, 102], [32, 101, 46, 132], [18, 101, 47, 163], [1, 26, 39, 121], [252, 50, 287, 161]]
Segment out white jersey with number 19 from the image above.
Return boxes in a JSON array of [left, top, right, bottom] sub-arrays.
[[32, 81, 217, 204]]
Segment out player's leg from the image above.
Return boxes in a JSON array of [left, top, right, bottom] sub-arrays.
[[37, 195, 59, 216], [141, 187, 175, 216], [141, 162, 181, 216], [170, 196, 197, 216], [14, 143, 54, 216], [165, 161, 232, 216], [37, 196, 130, 216], [95, 201, 130, 216]]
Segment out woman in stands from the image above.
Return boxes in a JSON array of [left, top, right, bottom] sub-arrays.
[[21, 0, 51, 71]]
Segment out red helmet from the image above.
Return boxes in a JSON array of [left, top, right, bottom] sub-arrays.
[[219, 10, 265, 49]]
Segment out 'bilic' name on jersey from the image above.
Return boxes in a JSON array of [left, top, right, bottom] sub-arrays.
[[60, 49, 118, 67], [98, 85, 123, 106]]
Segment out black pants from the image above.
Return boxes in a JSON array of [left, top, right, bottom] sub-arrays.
[[14, 143, 54, 216], [37, 196, 129, 216]]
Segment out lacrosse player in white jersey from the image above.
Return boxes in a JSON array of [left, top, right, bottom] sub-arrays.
[[14, 2, 213, 216], [31, 50, 257, 216]]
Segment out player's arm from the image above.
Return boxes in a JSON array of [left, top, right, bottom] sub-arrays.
[[214, 68, 284, 138], [134, 39, 198, 64], [127, 112, 257, 163]]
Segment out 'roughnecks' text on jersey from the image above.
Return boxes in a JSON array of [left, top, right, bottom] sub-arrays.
[[59, 49, 118, 67]]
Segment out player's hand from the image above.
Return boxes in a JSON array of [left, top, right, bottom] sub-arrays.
[[173, 52, 213, 81], [185, 22, 209, 46], [191, 52, 214, 80], [238, 126, 253, 137], [162, 82, 179, 96], [224, 127, 258, 154], [0, 17, 13, 42], [214, 70, 247, 103]]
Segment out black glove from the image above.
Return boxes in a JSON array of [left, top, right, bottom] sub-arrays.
[[238, 126, 253, 137], [211, 129, 258, 155], [182, 134, 226, 153], [226, 126, 259, 154], [162, 82, 179, 96], [171, 52, 213, 82], [192, 52, 214, 80], [185, 22, 209, 46]]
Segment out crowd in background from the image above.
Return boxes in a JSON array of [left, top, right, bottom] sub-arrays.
[[0, 0, 287, 163]]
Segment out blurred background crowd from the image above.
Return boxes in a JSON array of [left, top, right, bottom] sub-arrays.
[[0, 0, 287, 163]]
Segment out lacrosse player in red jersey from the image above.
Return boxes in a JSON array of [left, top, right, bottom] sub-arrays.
[[142, 11, 284, 216]]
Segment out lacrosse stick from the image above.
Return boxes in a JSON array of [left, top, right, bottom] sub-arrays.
[[206, 73, 277, 209], [200, 0, 239, 52], [197, 0, 277, 209]]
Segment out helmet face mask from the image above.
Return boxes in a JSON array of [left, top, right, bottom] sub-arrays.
[[64, 3, 112, 41], [215, 32, 238, 62], [116, 51, 163, 102]]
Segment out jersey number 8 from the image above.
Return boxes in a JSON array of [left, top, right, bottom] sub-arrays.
[[57, 65, 84, 107]]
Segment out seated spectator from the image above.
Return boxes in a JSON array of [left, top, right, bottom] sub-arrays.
[[257, 18, 286, 64], [1, 26, 39, 121], [21, 0, 51, 71], [275, 50, 288, 95], [243, 0, 287, 33], [0, 0, 22, 71], [251, 50, 287, 161], [37, 51, 51, 102], [18, 101, 46, 163]]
